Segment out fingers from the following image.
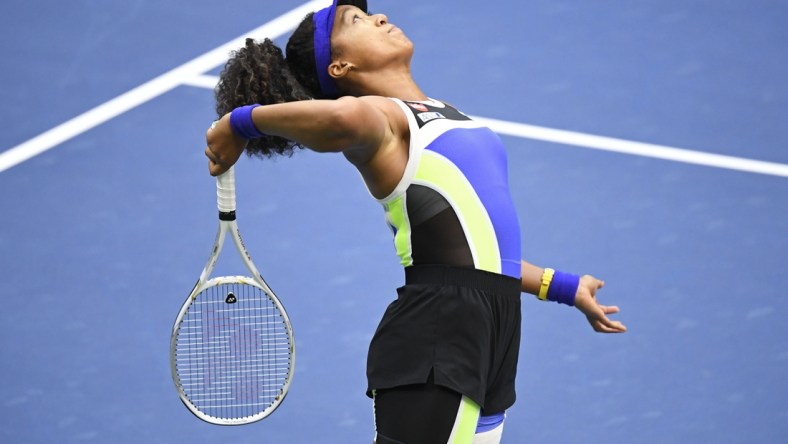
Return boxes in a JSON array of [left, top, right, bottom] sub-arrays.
[[204, 146, 219, 162], [205, 147, 227, 176], [204, 147, 222, 169], [588, 313, 627, 333], [580, 275, 605, 298], [204, 117, 237, 176], [584, 274, 604, 288], [600, 305, 620, 315], [204, 114, 245, 175], [604, 318, 627, 333], [577, 275, 625, 333], [590, 319, 625, 333], [206, 120, 219, 142], [208, 161, 224, 176], [583, 298, 626, 333], [205, 121, 222, 176], [593, 323, 624, 334]]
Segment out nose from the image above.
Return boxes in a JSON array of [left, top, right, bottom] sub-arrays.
[[373, 13, 388, 25]]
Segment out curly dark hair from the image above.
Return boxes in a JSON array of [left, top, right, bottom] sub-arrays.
[[214, 13, 328, 158]]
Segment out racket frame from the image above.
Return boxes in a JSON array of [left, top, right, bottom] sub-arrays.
[[170, 167, 295, 425]]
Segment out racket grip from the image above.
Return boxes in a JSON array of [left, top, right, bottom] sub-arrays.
[[217, 167, 237, 213]]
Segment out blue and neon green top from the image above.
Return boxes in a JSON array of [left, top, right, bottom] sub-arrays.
[[374, 98, 521, 279]]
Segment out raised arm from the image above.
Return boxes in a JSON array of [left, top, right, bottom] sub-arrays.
[[521, 260, 627, 333], [205, 96, 395, 176]]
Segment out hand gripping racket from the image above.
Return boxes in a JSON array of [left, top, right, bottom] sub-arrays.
[[170, 167, 295, 425]]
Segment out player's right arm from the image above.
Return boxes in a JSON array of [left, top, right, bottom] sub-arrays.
[[206, 96, 409, 198], [205, 96, 396, 176]]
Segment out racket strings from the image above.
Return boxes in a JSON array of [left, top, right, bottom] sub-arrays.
[[175, 282, 292, 420]]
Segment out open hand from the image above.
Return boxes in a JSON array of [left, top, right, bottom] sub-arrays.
[[574, 275, 627, 333]]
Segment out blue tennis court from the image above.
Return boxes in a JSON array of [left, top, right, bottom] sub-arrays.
[[1, 0, 787, 442]]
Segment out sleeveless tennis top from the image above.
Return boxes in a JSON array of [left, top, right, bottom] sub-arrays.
[[374, 98, 521, 279]]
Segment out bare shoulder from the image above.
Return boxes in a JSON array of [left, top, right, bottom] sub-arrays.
[[357, 96, 409, 136], [346, 96, 410, 199], [357, 95, 403, 111], [338, 95, 409, 163]]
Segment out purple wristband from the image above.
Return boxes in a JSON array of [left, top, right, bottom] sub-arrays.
[[229, 104, 264, 139], [547, 270, 580, 306]]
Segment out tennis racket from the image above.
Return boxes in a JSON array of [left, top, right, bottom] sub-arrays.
[[170, 166, 295, 425]]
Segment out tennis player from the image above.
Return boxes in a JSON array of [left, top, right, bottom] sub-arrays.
[[204, 1, 627, 442]]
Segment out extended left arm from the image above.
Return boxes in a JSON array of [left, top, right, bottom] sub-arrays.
[[520, 260, 627, 333]]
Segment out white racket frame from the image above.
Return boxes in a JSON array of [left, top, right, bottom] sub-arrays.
[[170, 167, 295, 425]]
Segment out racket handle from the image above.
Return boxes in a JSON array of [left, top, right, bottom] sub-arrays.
[[217, 167, 237, 213]]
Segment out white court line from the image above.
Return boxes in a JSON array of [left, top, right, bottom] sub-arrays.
[[186, 74, 788, 178], [182, 74, 223, 90], [472, 116, 788, 178], [1, 0, 787, 178], [0, 0, 326, 174]]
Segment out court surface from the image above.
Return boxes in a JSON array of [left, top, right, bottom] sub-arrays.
[[1, 1, 787, 442]]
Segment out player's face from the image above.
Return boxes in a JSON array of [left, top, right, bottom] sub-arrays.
[[330, 5, 413, 70]]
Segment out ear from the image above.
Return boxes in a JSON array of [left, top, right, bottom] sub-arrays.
[[328, 60, 355, 80]]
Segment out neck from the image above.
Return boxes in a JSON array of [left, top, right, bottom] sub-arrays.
[[344, 68, 427, 101]]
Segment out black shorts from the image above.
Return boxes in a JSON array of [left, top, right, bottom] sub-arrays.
[[366, 265, 522, 413]]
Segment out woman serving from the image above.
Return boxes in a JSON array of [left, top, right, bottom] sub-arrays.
[[204, 1, 626, 442]]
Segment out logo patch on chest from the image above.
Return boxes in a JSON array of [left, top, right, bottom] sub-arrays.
[[417, 112, 445, 123]]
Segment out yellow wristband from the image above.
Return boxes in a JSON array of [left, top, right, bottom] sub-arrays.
[[538, 268, 555, 301]]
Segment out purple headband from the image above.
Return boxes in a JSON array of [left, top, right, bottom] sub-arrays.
[[312, 0, 368, 97]]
